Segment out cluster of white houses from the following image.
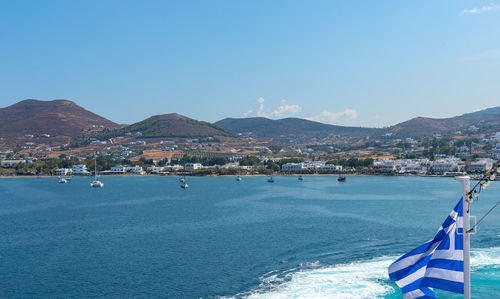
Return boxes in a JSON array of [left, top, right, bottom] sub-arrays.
[[495, 142, 500, 160], [56, 165, 147, 175], [281, 161, 343, 172], [373, 157, 496, 174], [55, 165, 89, 176]]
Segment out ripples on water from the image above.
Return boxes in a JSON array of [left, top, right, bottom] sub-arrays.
[[0, 176, 498, 298]]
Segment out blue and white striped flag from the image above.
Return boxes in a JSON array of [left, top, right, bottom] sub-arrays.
[[388, 198, 464, 298]]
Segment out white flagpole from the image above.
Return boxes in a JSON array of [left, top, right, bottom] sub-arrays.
[[456, 175, 471, 299]]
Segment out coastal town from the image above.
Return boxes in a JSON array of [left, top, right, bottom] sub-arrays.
[[2, 2, 500, 298], [1, 121, 499, 178]]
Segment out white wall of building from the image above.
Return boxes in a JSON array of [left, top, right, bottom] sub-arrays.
[[72, 165, 89, 175], [185, 163, 202, 170]]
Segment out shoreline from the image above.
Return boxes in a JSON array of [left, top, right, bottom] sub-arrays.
[[0, 173, 486, 179]]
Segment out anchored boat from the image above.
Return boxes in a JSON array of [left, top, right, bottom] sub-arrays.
[[90, 156, 103, 188]]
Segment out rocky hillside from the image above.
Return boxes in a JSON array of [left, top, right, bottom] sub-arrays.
[[386, 106, 500, 137], [0, 99, 119, 142]]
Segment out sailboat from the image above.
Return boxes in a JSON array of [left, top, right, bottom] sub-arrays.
[[58, 176, 67, 183], [298, 175, 303, 181], [180, 163, 188, 188], [236, 175, 242, 181], [90, 156, 104, 188], [268, 176, 274, 183], [180, 175, 188, 189]]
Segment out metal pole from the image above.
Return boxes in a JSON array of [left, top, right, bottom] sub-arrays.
[[456, 175, 471, 299]]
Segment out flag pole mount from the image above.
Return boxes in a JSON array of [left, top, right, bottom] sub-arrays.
[[455, 175, 471, 299]]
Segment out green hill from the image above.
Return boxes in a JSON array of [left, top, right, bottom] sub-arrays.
[[110, 113, 234, 138]]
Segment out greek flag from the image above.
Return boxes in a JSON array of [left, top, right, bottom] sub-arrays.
[[388, 198, 464, 298]]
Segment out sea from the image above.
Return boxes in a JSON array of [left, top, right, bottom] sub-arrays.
[[0, 176, 499, 298]]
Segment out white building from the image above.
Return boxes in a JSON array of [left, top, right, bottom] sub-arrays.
[[431, 159, 462, 173], [304, 160, 326, 170], [493, 143, 500, 160], [165, 164, 184, 171], [468, 159, 494, 173], [222, 162, 239, 169], [121, 150, 136, 157], [321, 164, 342, 172], [129, 141, 146, 145], [146, 166, 166, 173], [281, 163, 305, 171], [185, 163, 202, 170], [400, 163, 426, 174], [126, 166, 144, 174], [72, 165, 89, 175], [55, 168, 72, 176], [110, 165, 126, 173], [374, 160, 396, 172], [0, 159, 26, 166], [381, 163, 396, 172]]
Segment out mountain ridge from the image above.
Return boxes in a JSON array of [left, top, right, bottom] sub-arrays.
[[215, 117, 381, 139], [216, 106, 500, 139], [387, 106, 500, 137], [0, 99, 120, 139], [1, 99, 499, 147], [106, 113, 234, 138]]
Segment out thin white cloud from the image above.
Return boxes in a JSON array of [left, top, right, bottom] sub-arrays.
[[461, 5, 499, 15], [306, 109, 358, 124], [243, 97, 302, 119], [256, 97, 266, 117], [243, 109, 253, 117], [270, 104, 302, 118]]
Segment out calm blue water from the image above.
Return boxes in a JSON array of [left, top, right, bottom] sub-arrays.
[[0, 176, 499, 298]]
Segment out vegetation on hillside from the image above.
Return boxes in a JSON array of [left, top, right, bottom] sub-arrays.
[[104, 115, 235, 138]]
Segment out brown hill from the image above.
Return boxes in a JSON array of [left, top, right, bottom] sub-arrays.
[[387, 106, 500, 137], [108, 113, 234, 138], [0, 99, 120, 139]]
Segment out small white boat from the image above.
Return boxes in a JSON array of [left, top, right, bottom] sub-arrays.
[[268, 176, 274, 183], [181, 180, 188, 188], [236, 175, 242, 181], [90, 155, 103, 188], [180, 177, 186, 183], [90, 179, 104, 188], [298, 175, 303, 181], [58, 177, 67, 183]]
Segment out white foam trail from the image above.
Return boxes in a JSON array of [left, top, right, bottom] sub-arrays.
[[471, 247, 500, 269], [240, 257, 397, 299], [233, 247, 500, 299]]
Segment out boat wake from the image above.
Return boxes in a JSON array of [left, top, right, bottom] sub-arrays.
[[228, 247, 500, 299]]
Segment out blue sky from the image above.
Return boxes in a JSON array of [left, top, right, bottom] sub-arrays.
[[0, 0, 499, 127]]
